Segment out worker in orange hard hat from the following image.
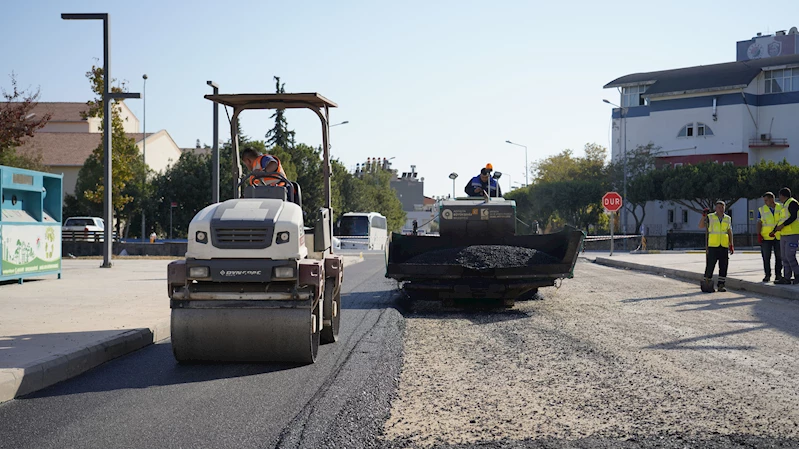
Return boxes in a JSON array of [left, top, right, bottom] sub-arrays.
[[464, 164, 501, 197]]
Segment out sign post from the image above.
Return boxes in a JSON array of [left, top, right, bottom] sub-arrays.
[[170, 202, 177, 240], [602, 192, 623, 256]]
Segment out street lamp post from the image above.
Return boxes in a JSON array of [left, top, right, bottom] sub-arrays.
[[448, 172, 458, 198], [505, 140, 528, 186], [330, 120, 349, 127], [62, 13, 140, 268], [603, 99, 628, 248], [207, 81, 220, 203], [141, 74, 147, 242]]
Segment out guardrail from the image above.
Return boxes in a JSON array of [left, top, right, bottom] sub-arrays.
[[62, 230, 120, 242]]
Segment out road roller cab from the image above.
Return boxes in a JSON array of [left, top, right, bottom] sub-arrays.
[[167, 93, 343, 364]]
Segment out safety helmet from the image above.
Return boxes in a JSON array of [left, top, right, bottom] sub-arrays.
[[485, 163, 493, 170]]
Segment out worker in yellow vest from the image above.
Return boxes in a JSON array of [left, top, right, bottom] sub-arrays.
[[771, 187, 799, 284], [757, 192, 783, 283], [698, 200, 734, 292]]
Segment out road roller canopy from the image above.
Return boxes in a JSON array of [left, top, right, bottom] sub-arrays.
[[204, 93, 337, 110]]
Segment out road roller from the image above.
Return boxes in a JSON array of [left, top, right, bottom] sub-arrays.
[[167, 93, 342, 363]]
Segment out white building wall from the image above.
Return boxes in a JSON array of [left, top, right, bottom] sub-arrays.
[[137, 131, 181, 173]]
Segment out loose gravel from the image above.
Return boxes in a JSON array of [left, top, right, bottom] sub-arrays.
[[405, 245, 558, 270], [383, 260, 799, 448]]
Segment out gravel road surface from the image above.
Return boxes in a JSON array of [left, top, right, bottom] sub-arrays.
[[384, 260, 799, 448]]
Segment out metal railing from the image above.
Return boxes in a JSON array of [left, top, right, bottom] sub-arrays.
[[62, 230, 120, 242], [749, 138, 788, 147]]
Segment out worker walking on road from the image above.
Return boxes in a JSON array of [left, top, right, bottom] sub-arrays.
[[464, 164, 502, 197], [699, 200, 734, 292], [771, 187, 799, 284], [757, 192, 783, 283]]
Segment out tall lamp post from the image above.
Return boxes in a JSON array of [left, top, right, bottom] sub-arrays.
[[603, 99, 628, 247], [505, 140, 528, 186], [207, 81, 220, 203], [448, 172, 458, 198], [62, 13, 141, 268], [330, 120, 349, 127], [141, 74, 147, 242]]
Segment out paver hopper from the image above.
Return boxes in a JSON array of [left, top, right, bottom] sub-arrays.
[[386, 197, 584, 306]]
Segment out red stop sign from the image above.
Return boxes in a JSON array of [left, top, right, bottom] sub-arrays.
[[602, 192, 623, 212]]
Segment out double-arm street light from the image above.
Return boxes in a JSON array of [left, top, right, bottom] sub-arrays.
[[603, 98, 628, 246], [505, 140, 528, 186], [62, 13, 141, 268]]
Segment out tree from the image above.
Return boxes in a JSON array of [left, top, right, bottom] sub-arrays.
[[265, 76, 295, 149], [511, 143, 609, 231], [745, 160, 799, 200], [607, 142, 660, 232], [65, 66, 149, 236], [657, 162, 747, 214], [0, 72, 51, 170]]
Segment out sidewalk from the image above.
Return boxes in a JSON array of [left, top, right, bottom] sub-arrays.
[[0, 255, 364, 404], [585, 250, 799, 301]]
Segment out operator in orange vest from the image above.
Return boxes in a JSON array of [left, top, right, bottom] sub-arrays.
[[241, 147, 288, 186]]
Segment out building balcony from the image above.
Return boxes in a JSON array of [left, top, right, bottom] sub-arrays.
[[749, 137, 789, 148]]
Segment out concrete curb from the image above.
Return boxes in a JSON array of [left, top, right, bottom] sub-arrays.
[[593, 257, 799, 301], [0, 319, 170, 404]]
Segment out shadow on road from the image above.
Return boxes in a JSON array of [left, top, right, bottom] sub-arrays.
[[21, 340, 303, 400]]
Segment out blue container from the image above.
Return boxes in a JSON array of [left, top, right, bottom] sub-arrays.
[[0, 165, 63, 283]]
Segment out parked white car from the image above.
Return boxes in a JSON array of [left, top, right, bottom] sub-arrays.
[[62, 217, 105, 242]]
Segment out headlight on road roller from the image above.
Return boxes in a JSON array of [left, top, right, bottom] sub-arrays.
[[195, 231, 208, 244], [273, 266, 295, 279], [189, 266, 210, 278], [276, 231, 290, 244]]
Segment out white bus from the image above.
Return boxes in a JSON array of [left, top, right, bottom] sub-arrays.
[[335, 212, 388, 251]]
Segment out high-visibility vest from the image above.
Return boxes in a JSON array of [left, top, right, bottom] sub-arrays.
[[707, 213, 731, 248], [760, 203, 783, 240], [249, 154, 287, 186], [778, 197, 799, 236]]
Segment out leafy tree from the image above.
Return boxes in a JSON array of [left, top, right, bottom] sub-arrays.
[[607, 143, 660, 231], [264, 76, 295, 150], [745, 160, 799, 200], [657, 162, 747, 213], [0, 72, 51, 170], [64, 66, 149, 236]]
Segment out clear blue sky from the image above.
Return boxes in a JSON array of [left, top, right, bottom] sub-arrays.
[[2, 0, 796, 197]]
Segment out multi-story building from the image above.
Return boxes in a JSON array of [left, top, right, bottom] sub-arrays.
[[604, 27, 799, 235], [13, 101, 181, 199]]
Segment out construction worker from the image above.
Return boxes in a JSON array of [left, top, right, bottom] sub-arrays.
[[757, 192, 783, 283], [464, 163, 502, 197], [698, 200, 734, 292], [771, 187, 799, 284], [241, 147, 287, 186]]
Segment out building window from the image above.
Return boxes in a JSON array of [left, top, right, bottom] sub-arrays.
[[723, 161, 734, 166], [622, 85, 647, 107], [678, 124, 694, 137], [682, 210, 688, 223], [668, 209, 675, 223], [765, 68, 799, 93], [673, 162, 684, 167], [697, 123, 714, 136]]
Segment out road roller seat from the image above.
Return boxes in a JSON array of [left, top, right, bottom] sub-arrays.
[[242, 182, 303, 210]]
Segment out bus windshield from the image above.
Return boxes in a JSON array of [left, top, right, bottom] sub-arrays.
[[337, 216, 369, 237]]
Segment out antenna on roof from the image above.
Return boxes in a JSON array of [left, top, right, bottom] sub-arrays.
[[790, 26, 798, 35]]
